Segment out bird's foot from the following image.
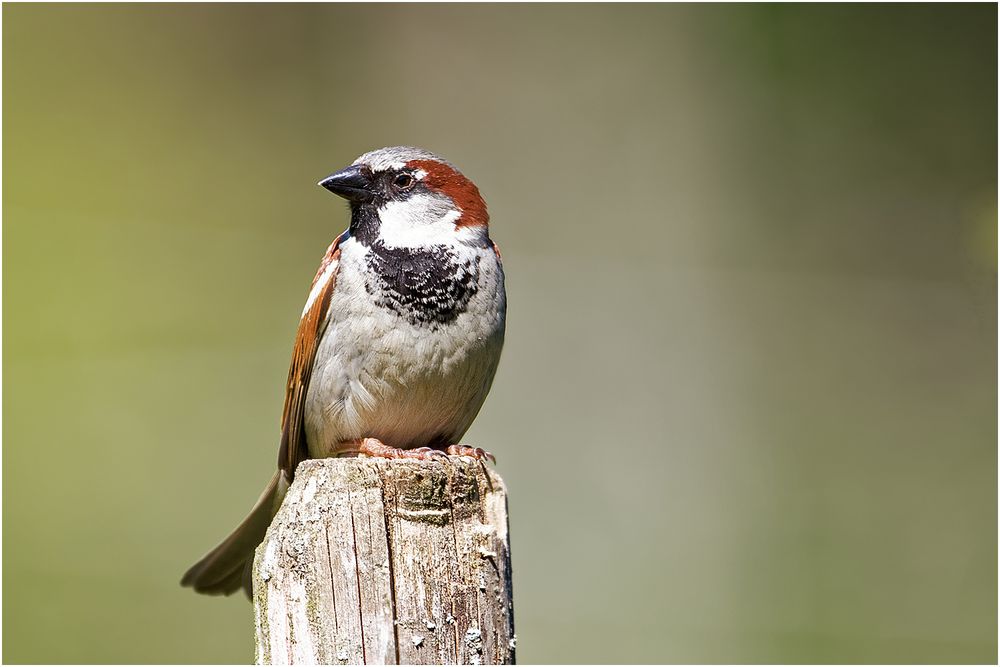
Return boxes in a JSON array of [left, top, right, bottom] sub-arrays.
[[358, 438, 448, 461], [445, 444, 496, 464]]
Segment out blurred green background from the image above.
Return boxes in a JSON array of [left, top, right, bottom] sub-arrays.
[[4, 3, 996, 664]]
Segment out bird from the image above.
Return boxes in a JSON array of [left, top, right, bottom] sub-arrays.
[[181, 146, 506, 598]]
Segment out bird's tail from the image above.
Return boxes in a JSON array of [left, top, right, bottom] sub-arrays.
[[181, 471, 287, 598]]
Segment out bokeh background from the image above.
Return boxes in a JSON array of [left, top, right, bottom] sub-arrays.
[[4, 3, 996, 663]]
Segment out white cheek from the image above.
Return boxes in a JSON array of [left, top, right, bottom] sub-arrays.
[[377, 194, 461, 248]]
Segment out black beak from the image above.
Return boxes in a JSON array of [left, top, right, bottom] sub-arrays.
[[318, 165, 373, 202]]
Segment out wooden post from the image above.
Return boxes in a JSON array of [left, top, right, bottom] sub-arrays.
[[252, 457, 515, 665]]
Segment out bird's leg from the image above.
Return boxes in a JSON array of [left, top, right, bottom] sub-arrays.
[[445, 444, 496, 463], [357, 437, 448, 460]]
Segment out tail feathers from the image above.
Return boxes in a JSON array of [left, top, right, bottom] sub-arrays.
[[181, 471, 286, 599]]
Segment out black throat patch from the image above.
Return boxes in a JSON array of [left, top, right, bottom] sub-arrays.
[[364, 240, 480, 326]]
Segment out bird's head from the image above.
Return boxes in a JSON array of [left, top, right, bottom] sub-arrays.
[[319, 146, 489, 249]]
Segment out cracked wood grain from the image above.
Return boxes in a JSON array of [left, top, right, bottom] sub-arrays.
[[253, 457, 515, 665]]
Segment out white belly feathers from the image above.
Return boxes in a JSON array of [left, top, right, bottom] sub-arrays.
[[303, 236, 505, 456]]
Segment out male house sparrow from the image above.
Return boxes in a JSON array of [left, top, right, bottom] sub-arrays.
[[182, 147, 506, 597]]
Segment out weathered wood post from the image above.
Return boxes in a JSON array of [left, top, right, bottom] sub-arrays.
[[252, 457, 515, 665]]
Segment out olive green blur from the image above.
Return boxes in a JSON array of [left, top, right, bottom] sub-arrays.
[[4, 3, 996, 663]]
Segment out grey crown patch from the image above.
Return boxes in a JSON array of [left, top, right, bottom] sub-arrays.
[[364, 241, 480, 326]]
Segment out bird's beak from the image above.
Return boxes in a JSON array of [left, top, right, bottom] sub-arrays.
[[318, 165, 374, 203]]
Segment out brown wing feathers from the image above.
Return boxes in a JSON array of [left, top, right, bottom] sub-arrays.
[[181, 233, 344, 597], [277, 233, 344, 479]]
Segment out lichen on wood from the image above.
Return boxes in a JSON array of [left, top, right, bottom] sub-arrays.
[[253, 457, 515, 665]]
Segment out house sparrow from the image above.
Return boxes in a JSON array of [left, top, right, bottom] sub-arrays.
[[181, 147, 506, 597]]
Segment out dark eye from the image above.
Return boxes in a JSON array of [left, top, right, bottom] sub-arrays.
[[393, 173, 415, 191]]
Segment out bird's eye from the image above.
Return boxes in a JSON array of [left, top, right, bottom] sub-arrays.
[[393, 173, 416, 191]]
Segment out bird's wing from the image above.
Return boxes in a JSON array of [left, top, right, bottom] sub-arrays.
[[277, 230, 347, 482], [182, 231, 348, 598]]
